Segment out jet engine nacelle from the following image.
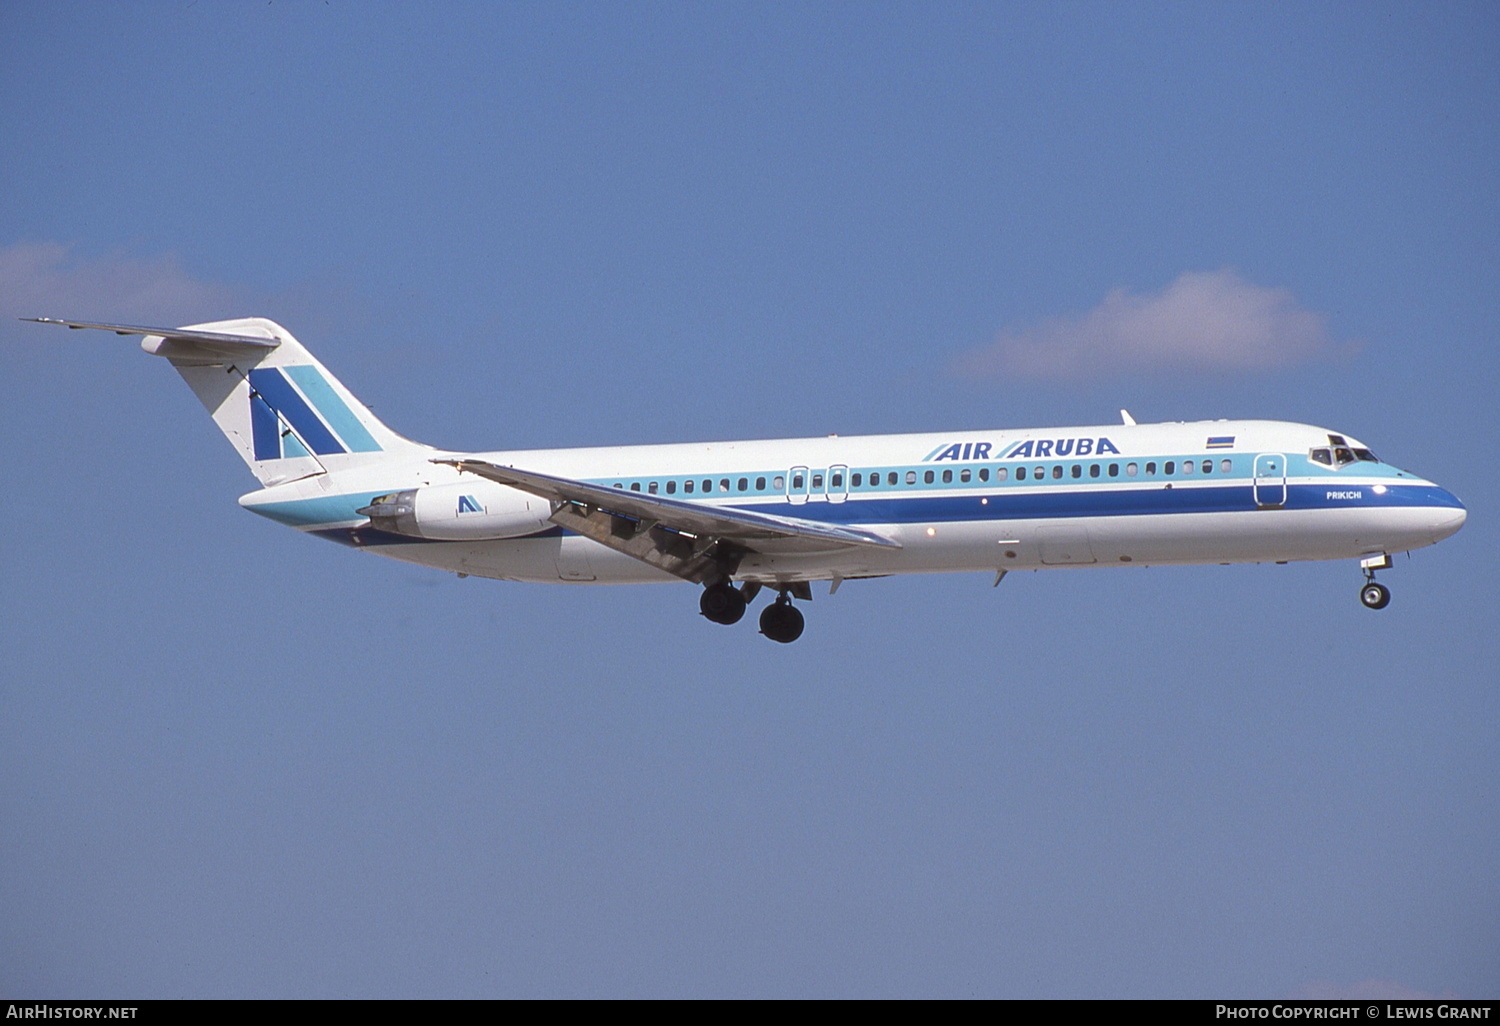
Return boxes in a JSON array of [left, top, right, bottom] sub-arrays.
[[358, 481, 550, 540]]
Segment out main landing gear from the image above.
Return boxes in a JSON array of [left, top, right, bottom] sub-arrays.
[[759, 595, 805, 644], [699, 581, 806, 643], [699, 581, 747, 625], [1359, 554, 1392, 610]]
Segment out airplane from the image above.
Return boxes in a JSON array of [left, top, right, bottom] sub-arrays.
[[27, 316, 1467, 643]]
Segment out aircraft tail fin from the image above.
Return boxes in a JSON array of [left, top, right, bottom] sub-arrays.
[[28, 316, 425, 486]]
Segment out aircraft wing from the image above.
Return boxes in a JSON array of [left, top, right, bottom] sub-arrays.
[[436, 457, 900, 584]]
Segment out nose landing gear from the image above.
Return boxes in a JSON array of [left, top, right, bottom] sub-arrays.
[[1359, 554, 1392, 610]]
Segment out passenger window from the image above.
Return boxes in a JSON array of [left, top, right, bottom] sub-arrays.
[[942, 469, 952, 484], [756, 477, 767, 490], [614, 483, 623, 489], [888, 472, 899, 486], [979, 468, 990, 482], [812, 474, 823, 489], [630, 482, 641, 491], [1071, 464, 1081, 479], [773, 476, 784, 490], [1125, 463, 1137, 477], [1109, 464, 1119, 477], [684, 480, 694, 493], [1145, 462, 1156, 475], [960, 469, 971, 483], [1164, 461, 1174, 475], [995, 467, 1006, 481], [1202, 460, 1212, 474], [1090, 464, 1100, 478], [924, 470, 935, 484], [829, 473, 841, 488], [738, 478, 748, 491], [792, 474, 804, 489], [648, 482, 659, 494], [666, 480, 676, 494], [905, 470, 916, 485], [1220, 460, 1231, 473], [1182, 461, 1192, 475], [1052, 465, 1063, 480], [852, 473, 862, 487], [1016, 467, 1027, 481], [720, 478, 730, 491]]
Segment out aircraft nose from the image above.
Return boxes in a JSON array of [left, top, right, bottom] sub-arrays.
[[1429, 489, 1467, 543]]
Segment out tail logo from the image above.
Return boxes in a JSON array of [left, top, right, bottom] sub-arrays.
[[248, 366, 382, 460]]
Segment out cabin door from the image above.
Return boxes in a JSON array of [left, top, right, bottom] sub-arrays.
[[827, 465, 849, 503], [787, 466, 810, 505], [1253, 453, 1287, 508]]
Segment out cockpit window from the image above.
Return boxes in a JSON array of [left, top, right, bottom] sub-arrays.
[[1311, 444, 1380, 468]]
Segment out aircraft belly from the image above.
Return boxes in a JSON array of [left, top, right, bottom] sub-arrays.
[[356, 535, 671, 584], [352, 504, 1457, 585], [737, 504, 1457, 580], [1037, 524, 1097, 565], [1085, 507, 1452, 565]]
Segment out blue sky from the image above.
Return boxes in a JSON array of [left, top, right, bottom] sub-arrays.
[[2, 1, 1496, 998]]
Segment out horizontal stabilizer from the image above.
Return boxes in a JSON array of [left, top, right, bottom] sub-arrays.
[[26, 315, 421, 486], [23, 317, 281, 355]]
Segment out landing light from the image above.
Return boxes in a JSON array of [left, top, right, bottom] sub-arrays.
[[1372, 484, 1388, 494]]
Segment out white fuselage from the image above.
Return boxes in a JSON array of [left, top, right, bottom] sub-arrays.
[[238, 418, 1466, 588]]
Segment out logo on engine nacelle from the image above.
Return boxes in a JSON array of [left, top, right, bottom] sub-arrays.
[[457, 495, 482, 514]]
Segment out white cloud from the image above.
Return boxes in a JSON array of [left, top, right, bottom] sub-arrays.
[[0, 241, 239, 330], [955, 268, 1354, 380]]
